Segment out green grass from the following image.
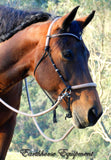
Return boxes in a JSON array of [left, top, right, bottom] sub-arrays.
[[6, 152, 62, 160]]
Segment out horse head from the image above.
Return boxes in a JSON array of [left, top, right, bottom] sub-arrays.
[[34, 6, 103, 128]]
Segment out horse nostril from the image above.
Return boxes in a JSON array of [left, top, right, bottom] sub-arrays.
[[88, 106, 98, 125]]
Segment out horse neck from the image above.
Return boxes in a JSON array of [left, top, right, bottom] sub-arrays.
[[0, 22, 48, 94]]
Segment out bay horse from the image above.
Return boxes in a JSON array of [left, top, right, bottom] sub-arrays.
[[0, 5, 102, 159]]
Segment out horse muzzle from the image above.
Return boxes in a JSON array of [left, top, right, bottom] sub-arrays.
[[72, 105, 103, 129]]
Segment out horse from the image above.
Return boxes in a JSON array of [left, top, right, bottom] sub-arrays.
[[0, 5, 103, 159]]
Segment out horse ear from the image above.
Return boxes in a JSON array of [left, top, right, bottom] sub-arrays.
[[76, 11, 95, 29], [60, 6, 80, 30]]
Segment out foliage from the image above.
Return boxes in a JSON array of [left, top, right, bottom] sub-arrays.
[[0, 0, 111, 160]]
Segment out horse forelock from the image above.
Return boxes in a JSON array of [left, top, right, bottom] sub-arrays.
[[0, 5, 51, 42]]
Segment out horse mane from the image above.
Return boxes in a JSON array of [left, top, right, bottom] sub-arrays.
[[0, 5, 51, 42]]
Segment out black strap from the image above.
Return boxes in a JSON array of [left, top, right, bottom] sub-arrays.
[[47, 51, 68, 88], [34, 46, 72, 123], [34, 51, 48, 75], [53, 109, 57, 123], [65, 96, 72, 120], [41, 87, 58, 123]]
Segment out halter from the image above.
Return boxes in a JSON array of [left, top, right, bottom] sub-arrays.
[[0, 18, 97, 142], [34, 17, 96, 119]]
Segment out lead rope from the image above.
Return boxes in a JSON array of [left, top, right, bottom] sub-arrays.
[[24, 78, 74, 142], [0, 81, 96, 143]]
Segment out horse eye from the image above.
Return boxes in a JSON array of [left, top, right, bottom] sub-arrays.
[[62, 50, 73, 60]]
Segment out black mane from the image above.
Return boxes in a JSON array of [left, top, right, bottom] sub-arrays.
[[0, 5, 51, 42]]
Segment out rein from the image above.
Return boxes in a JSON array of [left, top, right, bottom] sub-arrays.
[[0, 79, 75, 142]]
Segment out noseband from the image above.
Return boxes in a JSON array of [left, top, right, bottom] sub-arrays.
[[34, 18, 96, 119]]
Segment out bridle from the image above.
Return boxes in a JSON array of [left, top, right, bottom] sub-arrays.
[[34, 17, 97, 119], [0, 18, 97, 142]]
